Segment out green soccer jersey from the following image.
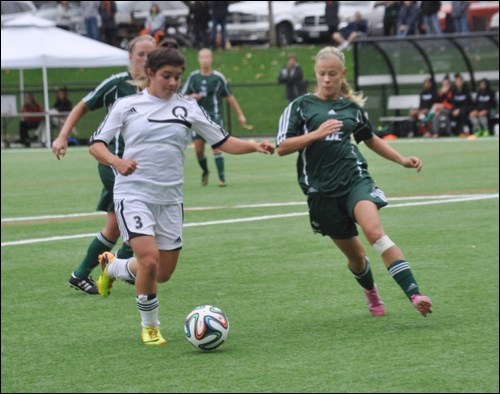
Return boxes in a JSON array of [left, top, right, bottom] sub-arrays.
[[276, 94, 375, 197], [181, 70, 232, 126], [83, 71, 139, 157]]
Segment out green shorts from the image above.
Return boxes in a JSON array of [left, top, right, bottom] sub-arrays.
[[307, 179, 388, 239], [96, 163, 116, 212]]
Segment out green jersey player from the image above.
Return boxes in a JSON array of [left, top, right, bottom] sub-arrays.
[[181, 48, 250, 186], [276, 46, 432, 318]]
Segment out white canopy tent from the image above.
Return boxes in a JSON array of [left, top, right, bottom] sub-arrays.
[[1, 15, 129, 147]]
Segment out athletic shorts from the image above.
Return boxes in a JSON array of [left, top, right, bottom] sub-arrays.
[[115, 199, 184, 251], [96, 163, 116, 212], [307, 178, 388, 239]]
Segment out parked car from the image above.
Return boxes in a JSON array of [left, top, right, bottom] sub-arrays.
[[297, 1, 384, 43], [1, 0, 36, 23], [438, 1, 499, 32], [226, 1, 322, 46]]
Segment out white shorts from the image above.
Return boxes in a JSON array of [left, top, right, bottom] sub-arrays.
[[115, 199, 183, 251]]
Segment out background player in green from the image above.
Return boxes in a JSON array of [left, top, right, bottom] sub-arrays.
[[181, 48, 250, 187], [276, 46, 432, 318], [51, 35, 156, 294]]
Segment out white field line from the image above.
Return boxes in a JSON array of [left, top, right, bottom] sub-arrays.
[[0, 135, 497, 157], [0, 193, 495, 223], [1, 193, 497, 247]]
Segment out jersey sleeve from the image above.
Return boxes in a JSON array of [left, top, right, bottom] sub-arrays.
[[276, 100, 303, 147], [82, 73, 127, 111], [188, 100, 229, 147], [215, 71, 232, 98], [89, 101, 124, 146]]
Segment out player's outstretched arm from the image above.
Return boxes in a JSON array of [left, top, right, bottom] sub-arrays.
[[364, 134, 422, 172], [220, 136, 275, 155]]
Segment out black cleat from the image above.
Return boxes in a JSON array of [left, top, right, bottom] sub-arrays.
[[68, 273, 99, 295]]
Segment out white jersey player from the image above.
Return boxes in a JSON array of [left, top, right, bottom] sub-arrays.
[[89, 47, 275, 346]]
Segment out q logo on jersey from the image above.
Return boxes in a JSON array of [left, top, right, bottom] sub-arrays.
[[173, 106, 188, 121]]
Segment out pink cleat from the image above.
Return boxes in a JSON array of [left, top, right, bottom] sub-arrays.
[[411, 294, 433, 317], [364, 287, 385, 316]]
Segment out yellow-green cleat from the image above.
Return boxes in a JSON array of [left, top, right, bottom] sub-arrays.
[[141, 326, 167, 346], [97, 252, 116, 297]]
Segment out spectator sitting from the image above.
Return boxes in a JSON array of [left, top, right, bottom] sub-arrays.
[[469, 78, 497, 137], [409, 77, 438, 136], [18, 92, 44, 147], [450, 73, 473, 136], [278, 53, 306, 103], [51, 86, 73, 129], [397, 1, 419, 36], [46, 87, 77, 146], [425, 77, 454, 137], [141, 3, 166, 45], [333, 11, 368, 51]]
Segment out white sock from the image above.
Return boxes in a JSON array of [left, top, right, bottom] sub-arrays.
[[136, 294, 160, 328], [107, 257, 135, 281]]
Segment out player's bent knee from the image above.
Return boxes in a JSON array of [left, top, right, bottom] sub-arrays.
[[156, 272, 173, 283]]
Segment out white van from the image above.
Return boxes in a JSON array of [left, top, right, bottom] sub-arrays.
[[226, 1, 322, 46]]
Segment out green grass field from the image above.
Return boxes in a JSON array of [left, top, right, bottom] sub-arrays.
[[1, 137, 499, 393]]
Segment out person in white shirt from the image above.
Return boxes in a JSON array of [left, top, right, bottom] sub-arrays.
[[56, 0, 73, 31], [89, 47, 275, 346]]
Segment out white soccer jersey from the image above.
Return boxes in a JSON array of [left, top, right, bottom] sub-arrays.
[[90, 89, 229, 204]]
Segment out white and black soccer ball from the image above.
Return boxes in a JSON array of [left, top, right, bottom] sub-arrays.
[[184, 305, 229, 351]]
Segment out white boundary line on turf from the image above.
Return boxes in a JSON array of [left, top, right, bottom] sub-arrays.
[[1, 193, 496, 223], [0, 135, 498, 156], [1, 193, 497, 247]]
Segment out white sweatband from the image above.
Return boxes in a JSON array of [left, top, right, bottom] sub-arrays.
[[372, 235, 395, 255]]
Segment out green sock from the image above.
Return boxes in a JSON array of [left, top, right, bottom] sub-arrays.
[[198, 157, 209, 174], [214, 152, 225, 182], [387, 260, 419, 299], [423, 111, 434, 122], [73, 232, 115, 278], [350, 257, 375, 290], [116, 243, 134, 259]]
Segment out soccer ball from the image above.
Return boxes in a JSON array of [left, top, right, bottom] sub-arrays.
[[184, 305, 229, 351]]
